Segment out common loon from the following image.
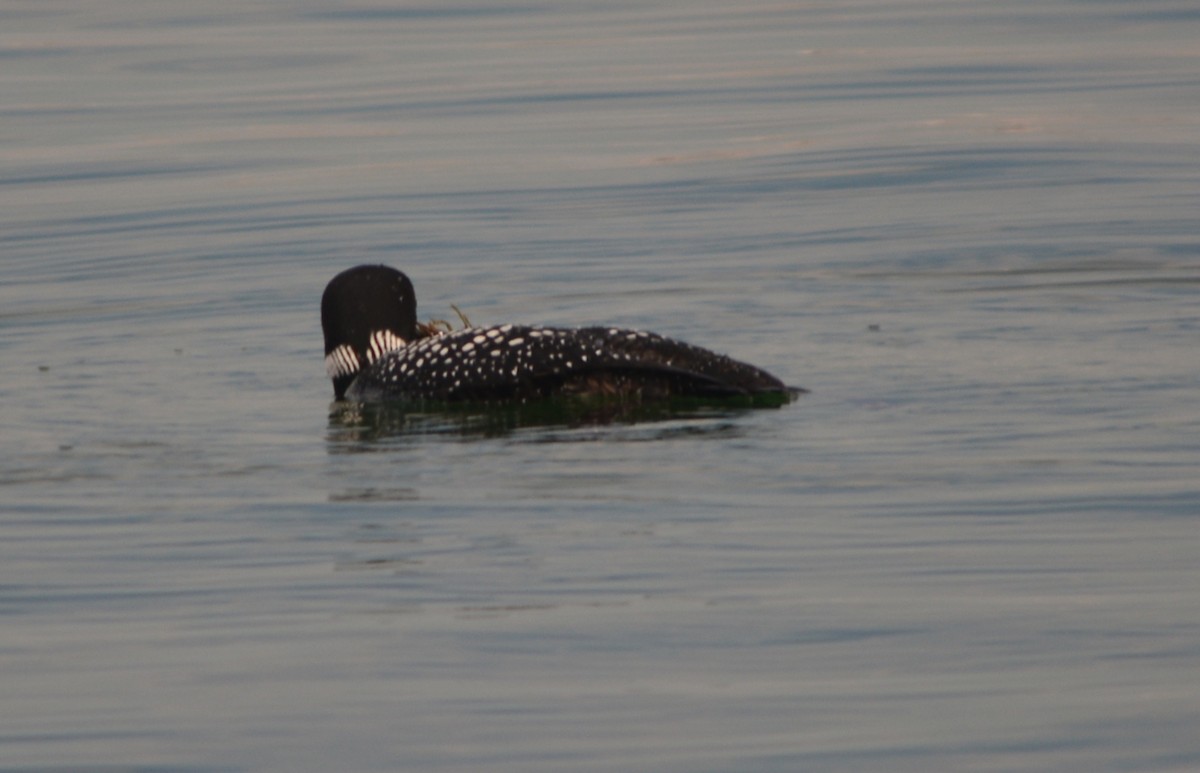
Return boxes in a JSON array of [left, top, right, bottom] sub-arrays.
[[321, 265, 800, 404]]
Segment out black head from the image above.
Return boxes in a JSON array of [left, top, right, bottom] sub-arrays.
[[321, 264, 419, 399]]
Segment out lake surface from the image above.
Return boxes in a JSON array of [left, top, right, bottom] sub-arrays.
[[2, 1, 1199, 771]]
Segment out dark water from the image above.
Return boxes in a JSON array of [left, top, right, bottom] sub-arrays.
[[2, 2, 1199, 771]]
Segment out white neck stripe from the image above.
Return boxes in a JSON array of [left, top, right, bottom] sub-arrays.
[[325, 329, 408, 380], [325, 344, 359, 379], [367, 329, 406, 364]]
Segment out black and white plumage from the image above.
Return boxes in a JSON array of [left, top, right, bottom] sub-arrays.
[[321, 265, 800, 404]]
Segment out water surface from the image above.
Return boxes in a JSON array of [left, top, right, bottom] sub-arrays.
[[2, 2, 1199, 771]]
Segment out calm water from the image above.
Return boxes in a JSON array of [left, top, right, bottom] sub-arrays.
[[3, 1, 1199, 771]]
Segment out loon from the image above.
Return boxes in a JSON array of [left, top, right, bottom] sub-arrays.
[[321, 264, 800, 404]]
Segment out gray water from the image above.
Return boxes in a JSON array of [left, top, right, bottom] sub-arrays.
[[2, 2, 1199, 771]]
